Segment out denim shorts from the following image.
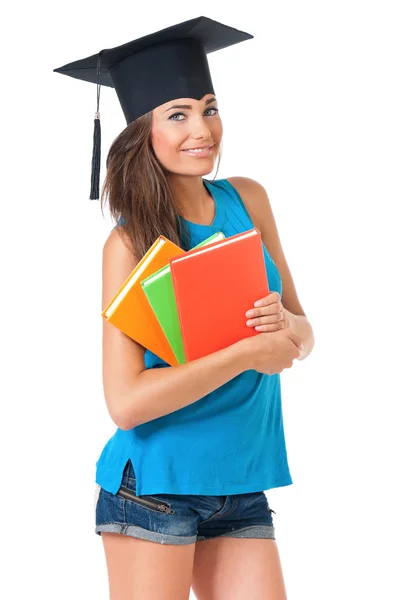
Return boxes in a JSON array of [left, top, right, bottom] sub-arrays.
[[94, 459, 276, 545]]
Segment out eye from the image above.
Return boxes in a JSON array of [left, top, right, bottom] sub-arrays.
[[168, 107, 219, 121]]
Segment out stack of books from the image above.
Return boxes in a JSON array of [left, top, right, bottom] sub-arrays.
[[101, 228, 270, 364]]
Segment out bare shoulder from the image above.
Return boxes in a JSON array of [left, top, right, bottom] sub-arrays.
[[102, 226, 145, 430], [103, 223, 134, 261], [225, 175, 263, 193], [225, 176, 270, 231], [226, 175, 268, 201]]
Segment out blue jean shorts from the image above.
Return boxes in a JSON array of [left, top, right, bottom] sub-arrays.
[[94, 459, 276, 545]]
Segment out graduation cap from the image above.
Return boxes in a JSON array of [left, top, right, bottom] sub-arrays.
[[53, 16, 254, 200]]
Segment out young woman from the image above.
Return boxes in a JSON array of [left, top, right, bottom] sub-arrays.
[[94, 89, 313, 599], [53, 15, 313, 600]]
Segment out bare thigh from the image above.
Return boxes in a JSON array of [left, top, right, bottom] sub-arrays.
[[192, 537, 288, 600], [101, 532, 196, 600]]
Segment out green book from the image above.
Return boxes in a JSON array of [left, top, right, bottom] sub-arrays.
[[141, 232, 225, 363]]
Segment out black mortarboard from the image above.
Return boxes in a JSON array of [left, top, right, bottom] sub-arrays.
[[53, 16, 253, 200]]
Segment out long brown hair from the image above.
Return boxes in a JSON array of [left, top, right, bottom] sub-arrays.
[[99, 110, 222, 261]]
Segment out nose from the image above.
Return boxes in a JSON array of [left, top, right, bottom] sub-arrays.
[[189, 114, 212, 140]]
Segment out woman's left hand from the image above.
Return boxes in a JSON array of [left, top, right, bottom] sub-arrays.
[[245, 292, 290, 332]]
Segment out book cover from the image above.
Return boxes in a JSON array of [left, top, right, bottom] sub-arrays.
[[101, 236, 185, 365], [169, 228, 270, 361], [141, 232, 225, 364]]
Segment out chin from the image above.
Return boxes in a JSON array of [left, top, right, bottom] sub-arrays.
[[168, 157, 217, 173]]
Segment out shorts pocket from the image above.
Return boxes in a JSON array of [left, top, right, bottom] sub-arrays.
[[116, 485, 175, 515]]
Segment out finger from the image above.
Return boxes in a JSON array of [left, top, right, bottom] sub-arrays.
[[246, 305, 279, 318], [254, 321, 285, 332], [246, 304, 284, 319], [247, 312, 284, 327], [253, 291, 279, 308]]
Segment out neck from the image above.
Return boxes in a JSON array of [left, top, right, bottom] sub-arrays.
[[167, 174, 213, 221]]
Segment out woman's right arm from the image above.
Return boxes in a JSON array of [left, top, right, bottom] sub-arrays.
[[102, 228, 301, 430]]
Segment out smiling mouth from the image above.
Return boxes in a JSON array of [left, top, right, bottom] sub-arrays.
[[181, 144, 215, 153]]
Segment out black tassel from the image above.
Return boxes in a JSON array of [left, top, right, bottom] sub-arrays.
[[89, 50, 103, 200], [90, 111, 101, 200]]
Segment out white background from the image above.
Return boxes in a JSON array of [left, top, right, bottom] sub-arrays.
[[2, 1, 397, 598]]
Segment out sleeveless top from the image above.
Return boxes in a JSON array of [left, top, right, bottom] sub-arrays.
[[95, 178, 293, 496]]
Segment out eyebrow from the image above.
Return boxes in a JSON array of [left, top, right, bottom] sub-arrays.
[[164, 97, 217, 113]]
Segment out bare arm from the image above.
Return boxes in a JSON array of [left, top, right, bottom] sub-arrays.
[[120, 339, 251, 429], [102, 228, 252, 431]]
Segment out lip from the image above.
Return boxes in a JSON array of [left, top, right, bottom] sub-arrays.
[[181, 144, 215, 157]]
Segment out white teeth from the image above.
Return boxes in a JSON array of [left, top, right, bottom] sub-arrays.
[[184, 146, 212, 153]]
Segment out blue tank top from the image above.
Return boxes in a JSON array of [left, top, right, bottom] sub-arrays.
[[95, 178, 293, 496]]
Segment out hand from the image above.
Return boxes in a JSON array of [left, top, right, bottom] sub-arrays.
[[238, 328, 302, 375], [245, 292, 290, 332]]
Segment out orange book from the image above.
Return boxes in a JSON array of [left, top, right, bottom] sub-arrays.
[[101, 236, 185, 366], [169, 228, 270, 361]]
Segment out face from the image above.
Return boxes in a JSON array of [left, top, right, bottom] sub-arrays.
[[151, 93, 223, 175]]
